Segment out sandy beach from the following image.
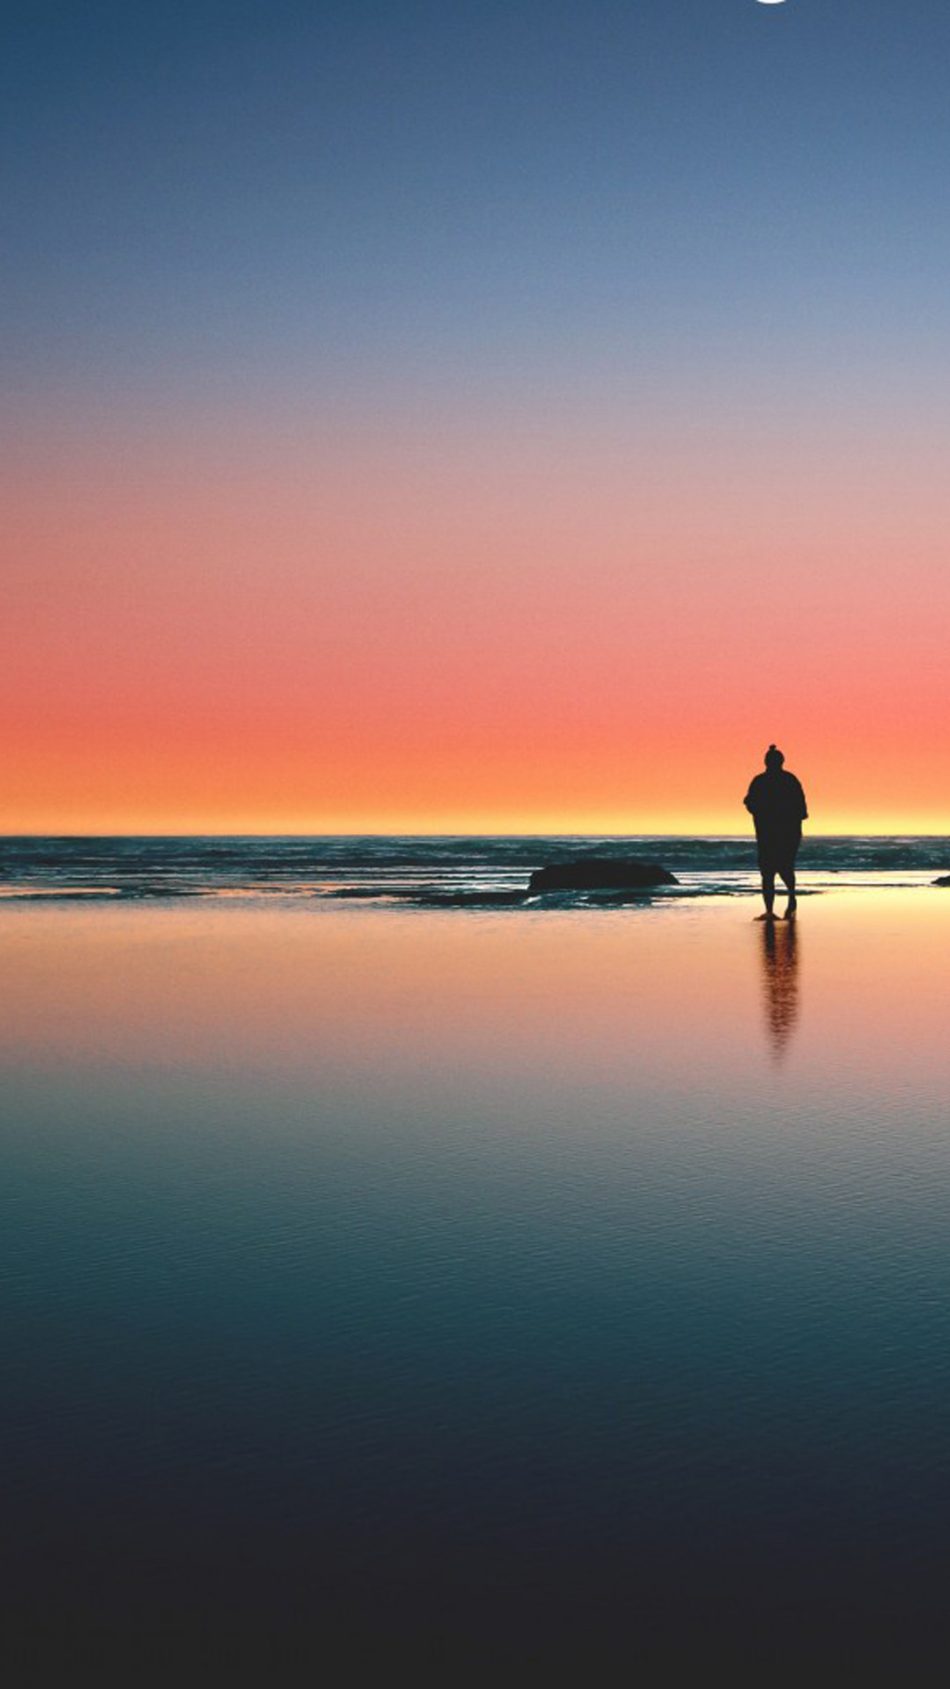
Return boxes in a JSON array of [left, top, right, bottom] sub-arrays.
[[4, 887, 950, 1668]]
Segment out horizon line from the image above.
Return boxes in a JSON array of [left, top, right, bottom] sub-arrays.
[[4, 830, 950, 842]]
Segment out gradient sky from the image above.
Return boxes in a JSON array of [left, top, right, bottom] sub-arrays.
[[5, 0, 950, 833]]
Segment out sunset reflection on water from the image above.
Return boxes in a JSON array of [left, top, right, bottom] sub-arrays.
[[4, 891, 950, 1664]]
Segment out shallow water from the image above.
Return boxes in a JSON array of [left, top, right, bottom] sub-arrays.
[[4, 891, 950, 1668], [3, 831, 950, 906]]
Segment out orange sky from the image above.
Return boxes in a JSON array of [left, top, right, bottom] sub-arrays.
[[5, 402, 950, 835]]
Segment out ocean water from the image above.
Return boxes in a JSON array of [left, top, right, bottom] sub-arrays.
[[4, 865, 950, 1670], [2, 831, 950, 904]]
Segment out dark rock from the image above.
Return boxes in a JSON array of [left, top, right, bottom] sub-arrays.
[[528, 858, 678, 892], [933, 875, 950, 886]]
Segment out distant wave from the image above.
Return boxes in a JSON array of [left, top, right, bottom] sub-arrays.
[[1, 835, 949, 907]]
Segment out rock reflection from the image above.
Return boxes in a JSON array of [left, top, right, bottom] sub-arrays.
[[759, 918, 800, 1060]]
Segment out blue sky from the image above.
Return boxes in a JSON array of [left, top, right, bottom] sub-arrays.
[[5, 1, 950, 411]]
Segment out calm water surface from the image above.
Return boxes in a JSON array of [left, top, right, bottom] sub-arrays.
[[4, 891, 950, 1669]]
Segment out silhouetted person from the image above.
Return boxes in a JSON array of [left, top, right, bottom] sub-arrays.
[[743, 745, 808, 920]]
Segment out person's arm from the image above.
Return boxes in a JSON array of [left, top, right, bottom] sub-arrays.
[[743, 778, 757, 815], [797, 781, 808, 821]]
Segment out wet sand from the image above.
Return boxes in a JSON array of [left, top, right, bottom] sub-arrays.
[[3, 891, 950, 1670]]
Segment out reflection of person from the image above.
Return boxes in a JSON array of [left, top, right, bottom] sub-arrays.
[[760, 918, 800, 1060], [743, 745, 808, 920]]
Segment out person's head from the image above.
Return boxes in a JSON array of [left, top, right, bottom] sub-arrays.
[[764, 744, 784, 771]]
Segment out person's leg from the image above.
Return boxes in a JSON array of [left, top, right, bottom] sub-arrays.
[[779, 866, 797, 917], [761, 869, 776, 918]]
